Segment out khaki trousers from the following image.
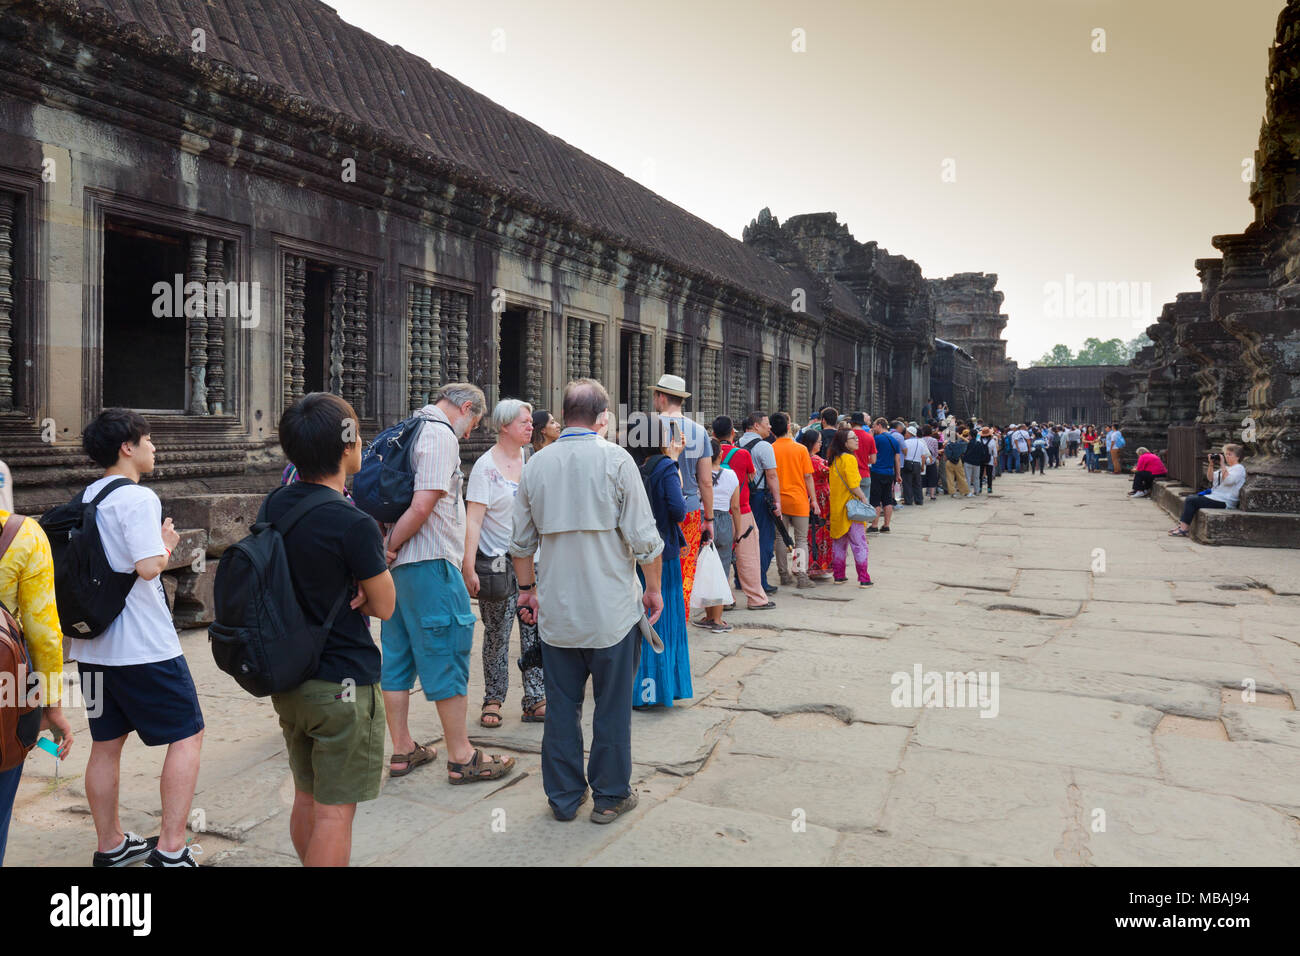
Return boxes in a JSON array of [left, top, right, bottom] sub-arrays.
[[731, 511, 769, 607], [944, 460, 969, 496]]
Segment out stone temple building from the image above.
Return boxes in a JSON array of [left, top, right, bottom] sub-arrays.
[[1104, 0, 1300, 545], [927, 272, 1018, 423], [0, 0, 1010, 526]]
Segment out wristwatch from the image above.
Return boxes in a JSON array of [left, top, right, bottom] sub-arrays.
[[518, 582, 535, 591]]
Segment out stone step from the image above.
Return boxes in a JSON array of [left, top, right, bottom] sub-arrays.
[[1152, 480, 1300, 547]]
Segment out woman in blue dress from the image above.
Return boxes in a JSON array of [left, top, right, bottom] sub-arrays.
[[628, 413, 693, 709]]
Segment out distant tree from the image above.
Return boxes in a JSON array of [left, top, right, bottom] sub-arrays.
[[1033, 343, 1075, 366], [1073, 337, 1128, 365]]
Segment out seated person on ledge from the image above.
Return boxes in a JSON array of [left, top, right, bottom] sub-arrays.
[[1128, 446, 1168, 498], [1170, 444, 1245, 537]]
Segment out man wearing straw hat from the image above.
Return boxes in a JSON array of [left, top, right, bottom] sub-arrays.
[[650, 374, 714, 609]]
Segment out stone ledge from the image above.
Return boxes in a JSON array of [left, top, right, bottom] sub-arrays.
[[1152, 481, 1300, 548]]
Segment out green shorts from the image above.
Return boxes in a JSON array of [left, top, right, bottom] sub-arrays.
[[271, 680, 386, 806]]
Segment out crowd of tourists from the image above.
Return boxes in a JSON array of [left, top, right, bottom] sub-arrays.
[[0, 381, 1253, 868]]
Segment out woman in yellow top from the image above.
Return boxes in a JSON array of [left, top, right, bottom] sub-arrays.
[[826, 429, 873, 587], [0, 508, 74, 864]]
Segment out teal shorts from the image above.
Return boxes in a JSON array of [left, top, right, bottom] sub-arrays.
[[380, 559, 476, 701]]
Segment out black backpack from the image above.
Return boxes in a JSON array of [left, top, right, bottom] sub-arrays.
[[38, 478, 138, 638], [352, 413, 455, 522], [208, 485, 348, 697]]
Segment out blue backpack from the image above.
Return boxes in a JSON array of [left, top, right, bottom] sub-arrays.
[[352, 414, 455, 522]]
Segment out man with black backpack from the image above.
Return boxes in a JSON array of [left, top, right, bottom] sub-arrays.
[[261, 393, 395, 866], [380, 383, 516, 786], [66, 410, 203, 867]]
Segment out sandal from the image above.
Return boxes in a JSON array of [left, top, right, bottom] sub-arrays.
[[480, 701, 503, 728], [1168, 528, 1189, 537], [447, 748, 516, 785], [521, 701, 547, 723], [591, 790, 639, 824], [389, 741, 438, 778]]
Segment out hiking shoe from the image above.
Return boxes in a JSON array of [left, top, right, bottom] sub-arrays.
[[143, 843, 202, 867], [552, 789, 590, 821], [93, 832, 158, 868], [591, 790, 639, 824]]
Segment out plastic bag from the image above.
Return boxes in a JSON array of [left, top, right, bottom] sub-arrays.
[[690, 542, 733, 609]]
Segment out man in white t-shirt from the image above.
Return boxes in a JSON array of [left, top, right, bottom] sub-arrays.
[[71, 409, 204, 867]]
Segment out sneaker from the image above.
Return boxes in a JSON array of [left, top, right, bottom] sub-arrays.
[[833, 577, 848, 584], [859, 579, 873, 588], [965, 493, 976, 498], [143, 843, 203, 867], [709, 621, 734, 633], [880, 526, 891, 534], [92, 832, 158, 868], [866, 526, 880, 534], [1132, 490, 1148, 498]]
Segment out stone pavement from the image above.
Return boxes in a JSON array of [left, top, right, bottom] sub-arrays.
[[8, 461, 1300, 866]]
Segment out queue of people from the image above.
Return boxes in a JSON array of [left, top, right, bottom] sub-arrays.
[[0, 381, 1252, 868]]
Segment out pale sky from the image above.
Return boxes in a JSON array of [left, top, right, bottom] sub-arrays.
[[327, 0, 1281, 364]]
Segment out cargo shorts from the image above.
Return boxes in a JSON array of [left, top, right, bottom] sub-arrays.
[[380, 559, 476, 701], [272, 680, 386, 805]]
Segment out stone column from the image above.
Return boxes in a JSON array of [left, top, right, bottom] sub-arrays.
[[328, 268, 346, 396], [0, 192, 13, 413], [205, 238, 226, 415], [590, 321, 604, 385], [525, 309, 544, 406], [187, 235, 209, 415], [454, 292, 470, 381], [283, 255, 306, 407]]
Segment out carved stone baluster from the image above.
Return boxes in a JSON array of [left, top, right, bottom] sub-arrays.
[[429, 288, 443, 389], [353, 270, 369, 417], [187, 235, 209, 415], [628, 333, 641, 402], [329, 268, 346, 395], [578, 319, 591, 378], [566, 318, 577, 380], [205, 238, 226, 415], [524, 310, 544, 406], [0, 193, 14, 413], [638, 333, 651, 405], [454, 292, 469, 381], [406, 283, 420, 410], [590, 322, 603, 386]]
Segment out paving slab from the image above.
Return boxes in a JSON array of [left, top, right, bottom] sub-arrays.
[[584, 798, 840, 866], [1155, 737, 1300, 809], [912, 688, 1162, 777]]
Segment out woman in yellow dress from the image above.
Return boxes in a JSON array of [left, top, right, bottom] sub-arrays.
[[826, 428, 873, 587]]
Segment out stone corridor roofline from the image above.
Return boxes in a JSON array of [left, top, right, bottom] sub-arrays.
[[2, 0, 838, 331]]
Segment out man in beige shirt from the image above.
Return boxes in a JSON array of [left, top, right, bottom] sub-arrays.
[[511, 379, 664, 823]]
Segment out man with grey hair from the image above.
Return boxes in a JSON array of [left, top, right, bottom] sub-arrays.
[[380, 382, 516, 784], [512, 379, 664, 823]]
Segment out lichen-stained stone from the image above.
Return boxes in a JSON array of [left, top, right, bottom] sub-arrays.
[[172, 563, 219, 627], [165, 494, 264, 556], [163, 528, 208, 571]]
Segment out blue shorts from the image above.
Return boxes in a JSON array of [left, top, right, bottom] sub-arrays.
[[381, 559, 476, 701], [77, 656, 205, 746]]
